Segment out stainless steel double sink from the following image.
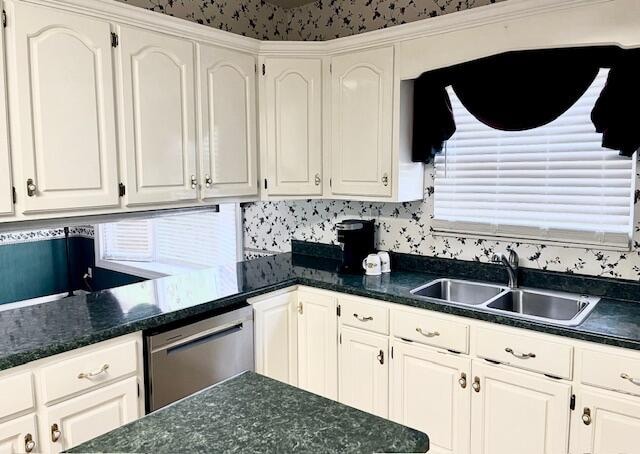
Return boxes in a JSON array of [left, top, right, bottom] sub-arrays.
[[410, 278, 600, 327]]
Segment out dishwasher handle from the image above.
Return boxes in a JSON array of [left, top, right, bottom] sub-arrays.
[[163, 322, 244, 355]]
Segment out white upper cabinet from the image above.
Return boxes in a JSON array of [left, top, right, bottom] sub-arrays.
[[470, 361, 571, 454], [0, 7, 12, 218], [9, 2, 120, 213], [261, 58, 323, 197], [118, 26, 198, 206], [331, 46, 394, 198], [199, 44, 257, 199]]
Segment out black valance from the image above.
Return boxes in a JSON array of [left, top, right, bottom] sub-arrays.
[[412, 46, 640, 162]]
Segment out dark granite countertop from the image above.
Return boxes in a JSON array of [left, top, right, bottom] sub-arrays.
[[1, 250, 640, 371], [68, 371, 429, 454]]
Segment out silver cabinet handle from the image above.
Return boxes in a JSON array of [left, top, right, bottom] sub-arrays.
[[190, 175, 197, 189], [416, 327, 440, 337], [51, 423, 61, 442], [382, 173, 389, 186], [204, 175, 212, 188], [377, 349, 384, 365], [314, 173, 321, 186], [27, 178, 37, 197], [78, 363, 109, 379], [582, 407, 592, 425], [472, 376, 481, 393], [353, 313, 373, 322], [459, 372, 467, 389], [621, 373, 640, 386], [24, 434, 35, 453], [505, 347, 536, 359]]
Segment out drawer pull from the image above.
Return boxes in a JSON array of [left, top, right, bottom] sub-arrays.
[[472, 376, 481, 393], [51, 423, 61, 442], [24, 434, 35, 453], [459, 372, 467, 389], [505, 347, 536, 359], [416, 327, 440, 338], [621, 373, 640, 386], [582, 407, 592, 425], [78, 363, 110, 379], [353, 313, 373, 322]]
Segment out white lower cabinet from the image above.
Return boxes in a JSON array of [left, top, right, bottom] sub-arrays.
[[470, 361, 571, 454], [253, 292, 298, 386], [297, 289, 338, 400], [0, 414, 38, 454], [576, 387, 640, 454], [338, 327, 388, 418], [390, 340, 471, 454]]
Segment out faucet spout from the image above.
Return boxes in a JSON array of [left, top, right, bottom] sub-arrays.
[[492, 249, 519, 289]]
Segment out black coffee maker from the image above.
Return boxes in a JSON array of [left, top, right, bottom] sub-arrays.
[[336, 219, 375, 274]]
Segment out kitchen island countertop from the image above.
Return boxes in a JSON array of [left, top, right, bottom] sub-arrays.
[[68, 371, 429, 454]]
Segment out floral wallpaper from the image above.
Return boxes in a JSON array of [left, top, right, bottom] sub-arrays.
[[0, 226, 94, 246], [243, 163, 640, 280]]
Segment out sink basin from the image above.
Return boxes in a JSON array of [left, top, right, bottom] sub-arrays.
[[486, 288, 600, 326], [411, 279, 505, 306]]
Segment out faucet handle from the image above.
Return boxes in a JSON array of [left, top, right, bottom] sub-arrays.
[[491, 253, 503, 263]]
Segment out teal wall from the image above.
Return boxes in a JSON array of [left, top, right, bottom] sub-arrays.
[[0, 236, 144, 305]]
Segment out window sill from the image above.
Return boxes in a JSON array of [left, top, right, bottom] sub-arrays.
[[95, 258, 206, 280]]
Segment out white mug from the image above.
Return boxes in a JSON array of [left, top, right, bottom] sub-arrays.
[[362, 254, 382, 276], [377, 251, 391, 273]]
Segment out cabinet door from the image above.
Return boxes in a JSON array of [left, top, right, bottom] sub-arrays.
[[390, 341, 471, 454], [11, 2, 120, 213], [199, 45, 257, 199], [0, 414, 38, 454], [339, 327, 388, 417], [263, 58, 322, 196], [331, 47, 393, 198], [253, 292, 298, 386], [577, 387, 640, 454], [43, 377, 138, 452], [470, 362, 571, 454], [297, 290, 338, 400], [119, 26, 197, 206]]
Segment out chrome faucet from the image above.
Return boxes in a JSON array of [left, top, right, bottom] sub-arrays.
[[492, 249, 519, 289]]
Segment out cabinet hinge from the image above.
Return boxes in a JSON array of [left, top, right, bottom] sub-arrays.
[[2, 10, 7, 28], [297, 302, 303, 314], [264, 178, 268, 190], [570, 394, 576, 411], [336, 304, 341, 317], [262, 63, 265, 76], [118, 183, 126, 197], [111, 32, 119, 48], [11, 186, 16, 204]]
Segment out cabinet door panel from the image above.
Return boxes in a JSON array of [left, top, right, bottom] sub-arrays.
[[200, 45, 257, 198], [578, 387, 640, 454], [253, 292, 298, 386], [119, 26, 197, 205], [11, 3, 119, 212], [390, 341, 470, 454], [0, 414, 38, 454], [297, 290, 337, 400], [331, 47, 393, 197], [339, 327, 388, 418], [43, 377, 138, 452], [264, 58, 322, 196], [471, 362, 571, 454]]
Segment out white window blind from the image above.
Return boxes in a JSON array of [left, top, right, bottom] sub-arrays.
[[433, 69, 636, 248], [99, 206, 239, 271]]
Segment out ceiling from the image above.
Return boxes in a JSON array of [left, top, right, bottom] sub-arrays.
[[265, 0, 316, 8]]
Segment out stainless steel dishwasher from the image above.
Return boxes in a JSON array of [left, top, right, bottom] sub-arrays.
[[146, 304, 254, 411]]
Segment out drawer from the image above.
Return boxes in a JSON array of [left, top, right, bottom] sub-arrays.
[[339, 296, 389, 335], [40, 340, 138, 404], [581, 348, 640, 397], [0, 372, 34, 419], [392, 308, 469, 353], [475, 326, 573, 379]]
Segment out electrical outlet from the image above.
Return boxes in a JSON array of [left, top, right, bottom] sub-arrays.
[[87, 267, 92, 278]]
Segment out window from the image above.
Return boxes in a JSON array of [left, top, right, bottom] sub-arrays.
[[433, 69, 636, 249], [96, 205, 241, 279]]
